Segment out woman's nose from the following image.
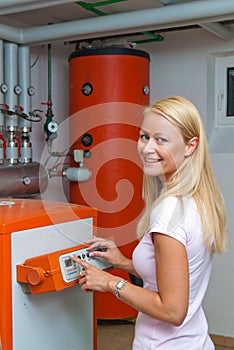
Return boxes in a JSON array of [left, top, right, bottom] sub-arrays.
[[143, 138, 156, 153]]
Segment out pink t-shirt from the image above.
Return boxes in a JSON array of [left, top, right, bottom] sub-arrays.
[[132, 196, 214, 350]]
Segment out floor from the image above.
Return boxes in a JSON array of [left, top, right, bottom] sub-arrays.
[[97, 319, 135, 350], [97, 320, 234, 350]]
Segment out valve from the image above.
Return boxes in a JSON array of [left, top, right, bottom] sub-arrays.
[[0, 103, 15, 116], [0, 103, 9, 112], [42, 101, 57, 141]]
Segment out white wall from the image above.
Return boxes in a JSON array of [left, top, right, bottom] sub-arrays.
[[30, 28, 234, 337], [142, 28, 234, 337]]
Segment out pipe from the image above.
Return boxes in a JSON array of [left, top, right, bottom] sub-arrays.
[[4, 42, 18, 129], [0, 40, 4, 131], [76, 1, 164, 43], [21, 0, 234, 44], [18, 45, 32, 163], [0, 22, 22, 43], [47, 44, 52, 104], [18, 45, 31, 124], [1, 0, 234, 44], [0, 134, 6, 162]]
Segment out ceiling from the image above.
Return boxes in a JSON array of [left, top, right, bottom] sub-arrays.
[[0, 0, 234, 45]]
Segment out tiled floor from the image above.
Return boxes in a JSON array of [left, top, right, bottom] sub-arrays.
[[97, 320, 234, 350], [97, 319, 134, 350]]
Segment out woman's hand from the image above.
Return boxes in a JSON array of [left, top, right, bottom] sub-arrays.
[[84, 236, 128, 269], [71, 255, 120, 293]]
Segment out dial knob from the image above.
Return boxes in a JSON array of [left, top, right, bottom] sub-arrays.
[[27, 267, 45, 286]]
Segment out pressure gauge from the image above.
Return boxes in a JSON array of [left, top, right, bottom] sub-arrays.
[[22, 176, 31, 186], [28, 86, 36, 96], [0, 83, 8, 94], [81, 82, 93, 96], [48, 121, 59, 133], [14, 85, 22, 95]]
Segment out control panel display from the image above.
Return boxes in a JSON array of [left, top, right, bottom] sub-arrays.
[[59, 247, 112, 284]]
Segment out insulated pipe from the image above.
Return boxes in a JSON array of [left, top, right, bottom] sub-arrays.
[[22, 0, 234, 44], [18, 45, 31, 128], [4, 42, 18, 130], [4, 43, 19, 164], [0, 40, 4, 131], [1, 0, 234, 44], [18, 45, 32, 163], [0, 23, 22, 43]]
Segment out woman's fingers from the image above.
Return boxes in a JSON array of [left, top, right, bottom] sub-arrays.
[[85, 236, 116, 249], [71, 255, 88, 270]]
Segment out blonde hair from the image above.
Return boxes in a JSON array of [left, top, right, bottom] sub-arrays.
[[137, 96, 227, 253]]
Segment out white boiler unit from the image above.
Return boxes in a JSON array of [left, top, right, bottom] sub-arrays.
[[0, 198, 110, 350]]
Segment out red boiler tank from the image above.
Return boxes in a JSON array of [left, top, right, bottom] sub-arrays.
[[69, 47, 150, 319]]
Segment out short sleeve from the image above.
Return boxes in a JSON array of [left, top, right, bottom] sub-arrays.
[[149, 196, 189, 246]]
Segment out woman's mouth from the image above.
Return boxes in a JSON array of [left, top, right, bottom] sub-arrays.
[[145, 158, 161, 163]]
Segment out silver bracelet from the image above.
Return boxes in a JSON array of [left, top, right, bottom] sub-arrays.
[[114, 279, 128, 299]]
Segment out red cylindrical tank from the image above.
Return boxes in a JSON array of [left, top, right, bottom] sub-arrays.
[[69, 47, 150, 319]]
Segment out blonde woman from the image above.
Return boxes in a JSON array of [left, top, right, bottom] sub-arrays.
[[72, 96, 227, 349]]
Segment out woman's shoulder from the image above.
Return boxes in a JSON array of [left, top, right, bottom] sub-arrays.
[[157, 195, 193, 207], [149, 195, 197, 240], [151, 195, 195, 223], [158, 195, 195, 207]]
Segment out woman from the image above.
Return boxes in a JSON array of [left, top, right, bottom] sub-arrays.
[[72, 96, 227, 349]]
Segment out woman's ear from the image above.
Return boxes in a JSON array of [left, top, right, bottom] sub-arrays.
[[185, 137, 199, 157]]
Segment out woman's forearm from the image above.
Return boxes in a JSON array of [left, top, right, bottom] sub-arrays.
[[115, 257, 140, 277]]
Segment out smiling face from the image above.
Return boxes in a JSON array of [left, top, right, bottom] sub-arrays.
[[137, 111, 188, 182]]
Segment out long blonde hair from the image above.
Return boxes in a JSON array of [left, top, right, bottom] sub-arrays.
[[137, 96, 227, 253]]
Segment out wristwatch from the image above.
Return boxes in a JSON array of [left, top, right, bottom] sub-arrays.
[[114, 279, 128, 299]]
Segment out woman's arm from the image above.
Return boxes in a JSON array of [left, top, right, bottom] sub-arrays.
[[118, 233, 189, 325], [73, 233, 189, 326]]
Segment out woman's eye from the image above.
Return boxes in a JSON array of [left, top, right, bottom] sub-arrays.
[[157, 137, 167, 143], [140, 134, 149, 141]]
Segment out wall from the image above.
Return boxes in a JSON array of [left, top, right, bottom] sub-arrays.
[[30, 28, 234, 337], [142, 28, 234, 337]]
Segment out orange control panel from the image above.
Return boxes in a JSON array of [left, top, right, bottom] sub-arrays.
[[16, 244, 112, 294]]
